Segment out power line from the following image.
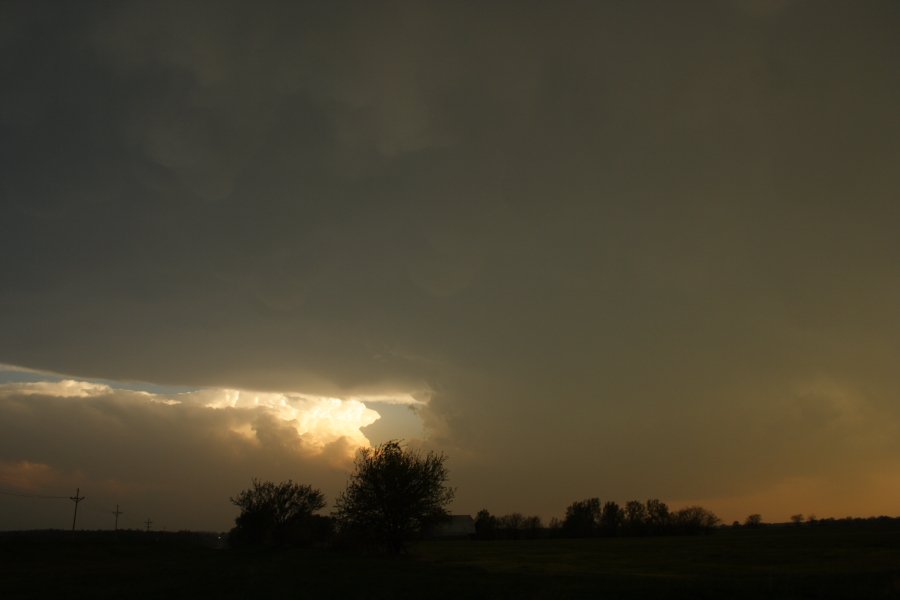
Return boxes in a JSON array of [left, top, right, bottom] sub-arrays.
[[1, 486, 139, 531], [2, 487, 162, 532]]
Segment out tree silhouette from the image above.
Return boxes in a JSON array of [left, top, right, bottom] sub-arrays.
[[498, 512, 526, 538], [645, 498, 671, 534], [475, 509, 499, 539], [672, 506, 720, 534], [229, 479, 327, 547], [563, 498, 601, 537], [624, 500, 648, 534], [600, 501, 623, 536], [744, 513, 763, 528], [334, 440, 454, 554], [523, 515, 543, 538], [557, 496, 726, 538]]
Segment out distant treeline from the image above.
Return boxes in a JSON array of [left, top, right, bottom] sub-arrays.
[[475, 498, 720, 540], [734, 514, 900, 529], [475, 505, 900, 541]]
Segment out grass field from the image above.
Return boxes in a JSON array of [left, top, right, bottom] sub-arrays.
[[2, 525, 898, 598]]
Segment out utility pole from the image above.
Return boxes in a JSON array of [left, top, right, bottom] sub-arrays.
[[112, 505, 123, 531], [69, 488, 85, 532], [144, 518, 152, 532]]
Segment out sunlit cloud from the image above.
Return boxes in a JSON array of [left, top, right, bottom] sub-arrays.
[[0, 375, 426, 458], [345, 393, 426, 406], [3, 379, 113, 398], [193, 388, 382, 451]]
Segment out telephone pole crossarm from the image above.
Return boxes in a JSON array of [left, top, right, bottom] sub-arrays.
[[69, 487, 85, 531], [112, 504, 123, 531]]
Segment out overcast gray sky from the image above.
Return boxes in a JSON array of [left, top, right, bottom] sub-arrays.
[[2, 0, 899, 531]]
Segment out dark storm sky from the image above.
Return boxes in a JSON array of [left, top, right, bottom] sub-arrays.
[[1, 0, 899, 529]]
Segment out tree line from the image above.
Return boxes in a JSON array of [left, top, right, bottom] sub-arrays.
[[229, 440, 722, 553], [474, 497, 719, 540]]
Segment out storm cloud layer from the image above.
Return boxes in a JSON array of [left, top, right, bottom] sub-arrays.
[[2, 0, 900, 527], [0, 378, 369, 530]]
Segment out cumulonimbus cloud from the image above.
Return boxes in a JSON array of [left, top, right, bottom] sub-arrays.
[[0, 375, 428, 530]]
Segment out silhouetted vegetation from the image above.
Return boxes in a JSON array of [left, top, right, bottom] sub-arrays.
[[2, 435, 900, 600], [645, 498, 672, 534], [600, 501, 623, 535], [556, 498, 717, 538], [229, 479, 329, 547], [563, 497, 602, 537], [474, 508, 498, 539], [333, 440, 454, 554], [623, 500, 648, 534], [474, 509, 543, 540], [671, 505, 720, 534], [744, 513, 763, 528]]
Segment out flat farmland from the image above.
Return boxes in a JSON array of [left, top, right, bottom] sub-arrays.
[[2, 525, 898, 599], [413, 526, 900, 598]]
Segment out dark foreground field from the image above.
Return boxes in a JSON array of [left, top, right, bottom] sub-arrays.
[[2, 524, 899, 599]]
